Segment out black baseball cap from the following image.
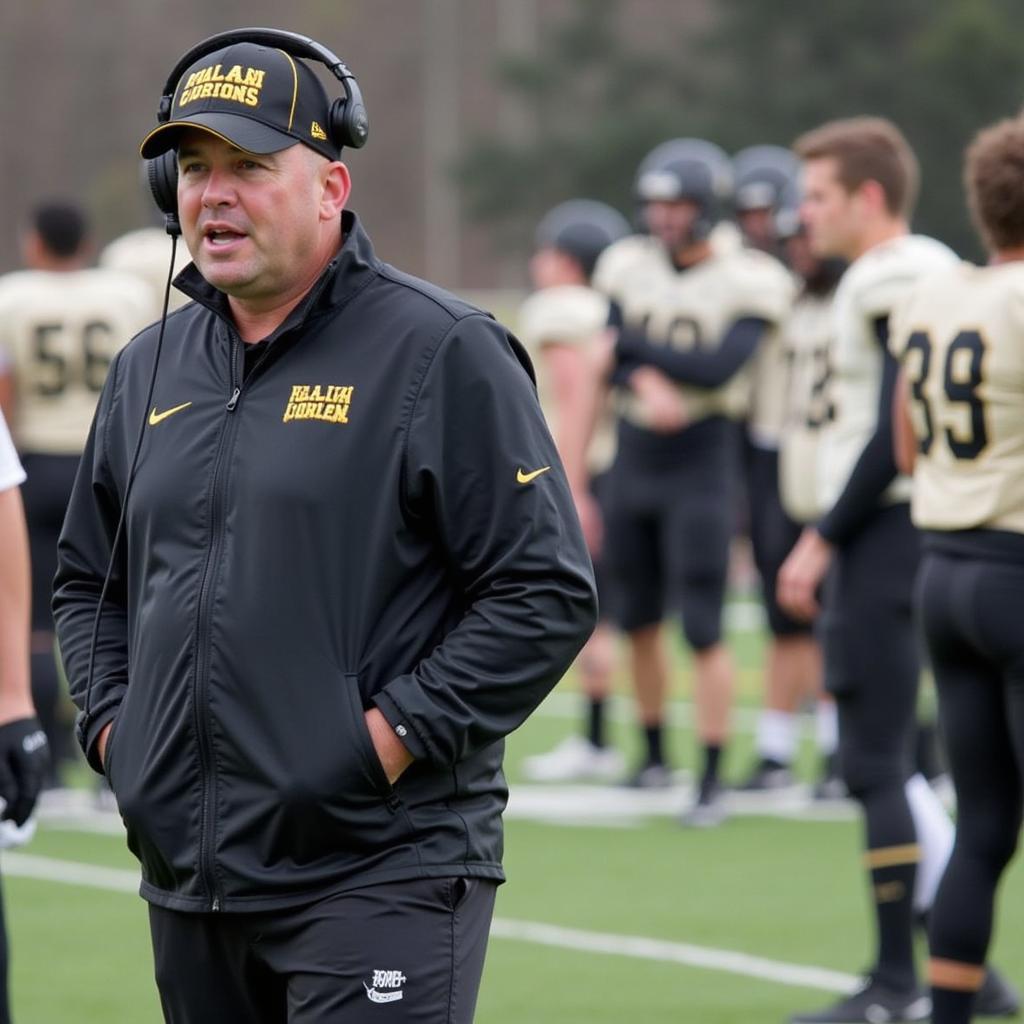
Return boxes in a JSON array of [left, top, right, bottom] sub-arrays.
[[140, 42, 339, 161]]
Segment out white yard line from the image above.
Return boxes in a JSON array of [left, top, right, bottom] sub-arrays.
[[1, 852, 856, 995]]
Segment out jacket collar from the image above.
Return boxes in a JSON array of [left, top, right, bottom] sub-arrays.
[[173, 210, 381, 342]]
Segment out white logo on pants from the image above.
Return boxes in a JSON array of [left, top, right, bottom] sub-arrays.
[[364, 969, 407, 1004]]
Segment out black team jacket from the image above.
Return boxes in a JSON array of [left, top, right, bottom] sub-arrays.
[[53, 211, 597, 913]]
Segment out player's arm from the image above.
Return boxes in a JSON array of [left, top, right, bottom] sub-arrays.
[[815, 315, 901, 545], [52, 356, 128, 774], [542, 340, 605, 552], [615, 316, 770, 388], [892, 367, 917, 476], [371, 316, 598, 771], [0, 445, 49, 824]]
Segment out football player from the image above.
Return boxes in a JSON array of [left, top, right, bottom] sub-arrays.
[[731, 148, 828, 793], [778, 117, 1014, 1023], [769, 200, 847, 797], [0, 202, 152, 786], [891, 116, 1024, 1024], [100, 224, 191, 316], [594, 139, 793, 824], [517, 199, 630, 783]]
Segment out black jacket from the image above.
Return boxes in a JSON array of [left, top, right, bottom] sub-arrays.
[[54, 212, 596, 913]]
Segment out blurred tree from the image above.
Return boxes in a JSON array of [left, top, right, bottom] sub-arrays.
[[454, 0, 709, 253], [458, 0, 1024, 261]]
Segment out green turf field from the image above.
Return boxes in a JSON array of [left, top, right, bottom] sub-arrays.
[[6, 607, 1023, 1022]]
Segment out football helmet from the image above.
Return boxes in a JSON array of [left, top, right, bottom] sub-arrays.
[[534, 199, 631, 278], [634, 138, 733, 241]]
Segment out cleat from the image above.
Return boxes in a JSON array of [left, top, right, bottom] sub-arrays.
[[975, 966, 1021, 1018], [680, 780, 725, 829], [623, 761, 674, 790], [789, 975, 930, 1022], [737, 758, 795, 792], [521, 735, 626, 783]]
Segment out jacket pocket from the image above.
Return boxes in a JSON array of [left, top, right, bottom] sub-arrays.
[[101, 711, 122, 785], [342, 673, 397, 804], [253, 672, 409, 871]]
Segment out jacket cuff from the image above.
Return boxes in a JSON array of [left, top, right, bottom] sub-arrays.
[[372, 691, 430, 763], [76, 706, 120, 776]]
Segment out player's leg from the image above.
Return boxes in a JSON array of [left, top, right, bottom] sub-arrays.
[[671, 419, 737, 823], [742, 444, 822, 788], [20, 452, 79, 787], [602, 471, 672, 787], [522, 471, 623, 783], [791, 509, 926, 1023], [923, 554, 1024, 1023]]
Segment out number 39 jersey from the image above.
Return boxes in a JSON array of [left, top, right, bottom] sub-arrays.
[[592, 234, 793, 428], [0, 268, 154, 455], [890, 260, 1024, 534], [818, 234, 957, 512]]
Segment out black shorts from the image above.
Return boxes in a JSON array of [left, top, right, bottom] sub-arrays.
[[149, 875, 497, 1024], [603, 416, 737, 649], [743, 439, 808, 638], [589, 469, 614, 618], [20, 452, 81, 633], [820, 504, 921, 792]]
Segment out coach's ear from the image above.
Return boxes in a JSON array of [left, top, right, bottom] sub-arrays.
[[319, 160, 351, 222]]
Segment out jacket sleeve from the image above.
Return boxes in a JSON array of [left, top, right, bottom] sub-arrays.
[[52, 353, 128, 774], [372, 314, 599, 768]]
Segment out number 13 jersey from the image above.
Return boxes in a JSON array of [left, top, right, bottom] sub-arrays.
[[891, 260, 1024, 534], [0, 268, 155, 454], [819, 234, 957, 513]]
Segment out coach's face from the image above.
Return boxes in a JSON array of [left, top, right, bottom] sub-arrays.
[[177, 130, 348, 304], [800, 157, 860, 261]]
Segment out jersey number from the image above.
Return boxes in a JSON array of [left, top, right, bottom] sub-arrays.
[[904, 329, 987, 460], [33, 321, 113, 396]]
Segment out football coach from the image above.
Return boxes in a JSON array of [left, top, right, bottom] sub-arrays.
[[53, 28, 597, 1024]]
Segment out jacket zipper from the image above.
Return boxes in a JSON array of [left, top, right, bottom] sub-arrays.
[[191, 332, 244, 912]]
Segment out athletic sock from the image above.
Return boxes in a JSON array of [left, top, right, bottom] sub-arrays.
[[643, 724, 664, 766], [701, 743, 722, 789], [931, 987, 974, 1024], [869, 857, 918, 990], [755, 710, 796, 766], [815, 700, 838, 756], [587, 697, 607, 750], [905, 773, 954, 913]]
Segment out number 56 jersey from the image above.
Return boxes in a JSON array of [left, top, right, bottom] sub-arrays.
[[0, 268, 155, 455], [890, 260, 1024, 534]]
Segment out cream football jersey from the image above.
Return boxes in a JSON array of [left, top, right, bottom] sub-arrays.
[[891, 261, 1024, 534], [778, 288, 837, 523], [100, 227, 191, 315], [818, 234, 957, 511], [592, 235, 794, 428], [0, 268, 154, 455], [518, 284, 616, 474]]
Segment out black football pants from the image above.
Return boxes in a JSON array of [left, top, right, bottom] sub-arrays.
[[918, 550, 1024, 972], [149, 876, 496, 1023]]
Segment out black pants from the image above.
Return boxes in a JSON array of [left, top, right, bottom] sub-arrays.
[[918, 548, 1024, 969], [149, 876, 497, 1023]]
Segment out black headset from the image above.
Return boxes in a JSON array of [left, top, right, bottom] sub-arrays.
[[147, 27, 369, 235]]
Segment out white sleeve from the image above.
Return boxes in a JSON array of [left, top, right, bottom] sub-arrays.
[[0, 410, 25, 491]]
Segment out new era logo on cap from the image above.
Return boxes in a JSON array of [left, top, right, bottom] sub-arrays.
[[140, 42, 340, 162]]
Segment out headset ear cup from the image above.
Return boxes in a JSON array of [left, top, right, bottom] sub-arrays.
[[146, 154, 181, 236], [330, 80, 369, 150]]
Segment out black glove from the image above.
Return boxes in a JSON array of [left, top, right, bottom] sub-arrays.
[[0, 717, 49, 826]]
